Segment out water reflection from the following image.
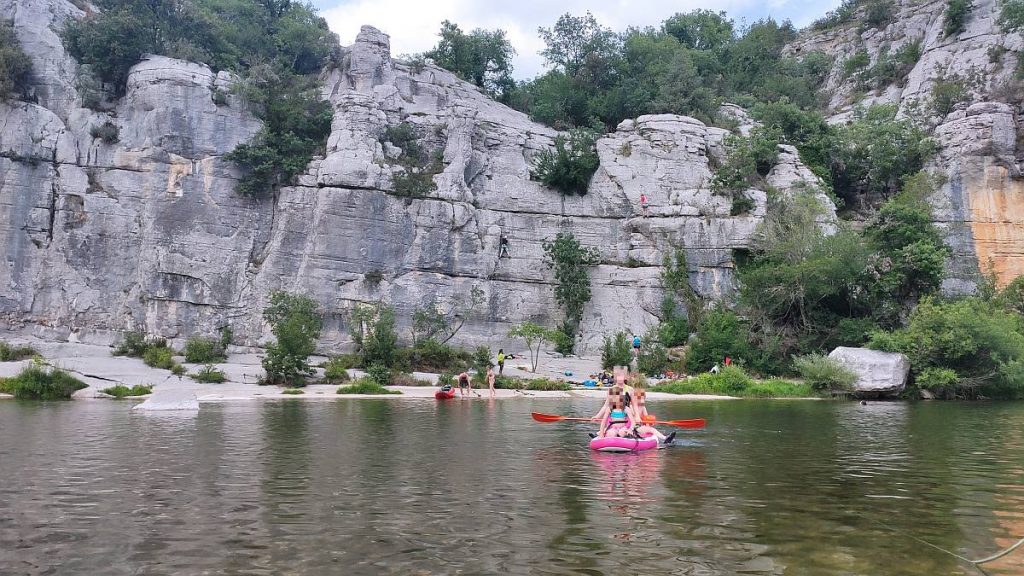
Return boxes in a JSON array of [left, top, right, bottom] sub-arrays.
[[1, 400, 1023, 575]]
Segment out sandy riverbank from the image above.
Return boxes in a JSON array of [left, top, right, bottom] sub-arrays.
[[0, 337, 736, 402]]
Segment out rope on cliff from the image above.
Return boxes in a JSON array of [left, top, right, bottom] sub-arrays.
[[864, 514, 1024, 566]]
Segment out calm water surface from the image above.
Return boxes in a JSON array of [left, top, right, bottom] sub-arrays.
[[1, 398, 1023, 575]]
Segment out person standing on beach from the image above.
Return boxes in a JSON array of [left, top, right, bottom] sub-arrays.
[[497, 349, 506, 375], [486, 365, 496, 398], [458, 372, 471, 397]]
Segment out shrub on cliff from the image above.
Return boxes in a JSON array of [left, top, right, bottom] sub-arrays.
[[999, 0, 1024, 31], [532, 129, 600, 196], [0, 19, 33, 101], [261, 291, 322, 386], [542, 231, 601, 351], [711, 126, 782, 214], [944, 0, 972, 37]]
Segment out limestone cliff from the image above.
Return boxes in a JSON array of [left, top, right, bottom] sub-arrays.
[[787, 0, 1024, 290], [0, 1, 874, 353]]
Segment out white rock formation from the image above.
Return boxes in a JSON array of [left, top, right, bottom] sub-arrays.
[[829, 347, 910, 396], [0, 5, 838, 352]]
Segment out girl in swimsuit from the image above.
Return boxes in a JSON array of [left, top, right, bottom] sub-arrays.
[[598, 386, 636, 438]]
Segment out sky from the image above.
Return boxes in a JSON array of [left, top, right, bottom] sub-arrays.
[[312, 0, 843, 79]]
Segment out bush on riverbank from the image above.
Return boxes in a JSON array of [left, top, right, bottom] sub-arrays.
[[100, 384, 152, 398], [1, 363, 87, 400], [143, 346, 176, 370], [336, 378, 402, 395], [868, 295, 1024, 399], [183, 332, 229, 364], [0, 341, 38, 361], [793, 353, 857, 393], [321, 356, 353, 383], [655, 366, 814, 398], [192, 364, 226, 383], [282, 388, 305, 395]]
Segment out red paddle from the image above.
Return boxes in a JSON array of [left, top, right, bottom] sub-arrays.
[[531, 412, 705, 429]]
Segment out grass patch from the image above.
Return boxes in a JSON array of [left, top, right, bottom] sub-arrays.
[[336, 378, 402, 395], [389, 372, 433, 386], [492, 376, 571, 391], [282, 388, 305, 395], [192, 364, 227, 383], [1, 363, 87, 400], [0, 341, 39, 361], [655, 366, 815, 398], [100, 384, 153, 398]]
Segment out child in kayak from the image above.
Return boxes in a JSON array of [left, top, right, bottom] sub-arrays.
[[598, 385, 636, 438], [630, 386, 675, 444]]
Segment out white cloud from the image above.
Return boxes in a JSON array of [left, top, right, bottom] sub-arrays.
[[321, 0, 841, 79]]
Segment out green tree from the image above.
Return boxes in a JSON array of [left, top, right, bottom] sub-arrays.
[[425, 20, 515, 98], [0, 20, 34, 101], [542, 231, 601, 348], [663, 10, 734, 50], [348, 303, 398, 369], [538, 12, 620, 81], [262, 291, 323, 386], [685, 308, 751, 374], [508, 322, 553, 373], [601, 331, 633, 369], [830, 105, 937, 206]]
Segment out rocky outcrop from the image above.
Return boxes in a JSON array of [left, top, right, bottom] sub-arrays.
[[829, 347, 910, 396], [789, 0, 1024, 292], [0, 1, 835, 352]]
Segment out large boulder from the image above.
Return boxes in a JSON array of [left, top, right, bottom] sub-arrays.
[[828, 347, 910, 397]]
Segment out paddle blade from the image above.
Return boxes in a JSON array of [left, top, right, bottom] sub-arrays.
[[531, 412, 565, 423], [664, 418, 706, 429]]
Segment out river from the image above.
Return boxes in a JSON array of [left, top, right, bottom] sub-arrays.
[[1, 398, 1022, 575]]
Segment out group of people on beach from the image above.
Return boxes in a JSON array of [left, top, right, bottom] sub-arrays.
[[590, 366, 674, 444]]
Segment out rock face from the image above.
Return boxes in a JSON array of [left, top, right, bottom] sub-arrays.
[[788, 0, 1024, 292], [829, 347, 910, 396], [0, 3, 833, 352]]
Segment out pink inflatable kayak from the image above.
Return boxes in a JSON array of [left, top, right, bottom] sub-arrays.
[[590, 434, 659, 453]]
